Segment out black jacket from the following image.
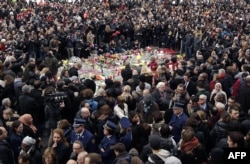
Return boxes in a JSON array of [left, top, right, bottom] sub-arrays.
[[112, 152, 131, 164], [0, 140, 15, 164], [19, 94, 39, 126]]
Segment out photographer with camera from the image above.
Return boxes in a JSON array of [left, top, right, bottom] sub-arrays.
[[43, 86, 66, 138]]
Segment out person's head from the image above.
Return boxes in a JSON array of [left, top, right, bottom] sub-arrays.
[[99, 104, 112, 116], [111, 143, 127, 156], [215, 102, 225, 113], [43, 147, 58, 164], [57, 119, 71, 130], [142, 89, 150, 97], [73, 119, 85, 133], [159, 123, 171, 138], [80, 107, 91, 118], [195, 110, 207, 121], [149, 134, 161, 151], [214, 93, 226, 104], [227, 131, 245, 148], [84, 153, 102, 164], [119, 117, 131, 130], [76, 151, 88, 164], [2, 108, 13, 120], [19, 114, 33, 126], [51, 128, 68, 146], [227, 96, 236, 108], [176, 84, 185, 94], [123, 85, 131, 93], [82, 88, 94, 99], [229, 107, 240, 120], [117, 95, 126, 106], [0, 126, 8, 140], [11, 120, 23, 135], [183, 72, 191, 82], [156, 82, 166, 92], [18, 152, 32, 164], [21, 136, 36, 152], [219, 111, 231, 123], [1, 97, 11, 107], [22, 85, 32, 94], [181, 126, 196, 143], [129, 111, 141, 124], [72, 140, 84, 155], [103, 120, 117, 135], [198, 94, 207, 105], [66, 159, 77, 164], [143, 94, 153, 106], [173, 102, 184, 115], [214, 82, 222, 91]]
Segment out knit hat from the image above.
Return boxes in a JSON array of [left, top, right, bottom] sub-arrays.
[[22, 136, 36, 145]]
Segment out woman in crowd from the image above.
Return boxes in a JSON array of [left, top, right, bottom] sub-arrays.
[[18, 114, 39, 142], [114, 95, 129, 119], [57, 119, 73, 144], [178, 126, 208, 164], [9, 120, 24, 163], [210, 82, 227, 105], [48, 128, 70, 164], [98, 120, 117, 164], [95, 104, 116, 144], [43, 147, 58, 164]]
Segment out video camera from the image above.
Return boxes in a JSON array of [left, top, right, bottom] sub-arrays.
[[45, 92, 68, 103]]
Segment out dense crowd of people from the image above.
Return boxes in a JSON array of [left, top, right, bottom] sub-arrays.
[[0, 0, 250, 163]]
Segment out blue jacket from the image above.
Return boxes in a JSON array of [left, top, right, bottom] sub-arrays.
[[169, 112, 188, 143], [119, 132, 133, 151], [98, 135, 117, 164], [71, 129, 97, 153]]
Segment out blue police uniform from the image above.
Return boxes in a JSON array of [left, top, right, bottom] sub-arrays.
[[71, 129, 97, 153], [99, 120, 118, 164], [99, 135, 117, 164], [71, 118, 97, 153], [169, 112, 188, 143], [169, 102, 188, 143], [119, 131, 133, 151], [119, 117, 133, 151]]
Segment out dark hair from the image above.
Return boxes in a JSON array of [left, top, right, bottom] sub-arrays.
[[185, 118, 198, 128], [11, 120, 22, 133], [111, 143, 126, 153], [228, 120, 241, 131], [152, 111, 163, 123], [160, 124, 171, 138], [18, 153, 32, 163], [141, 123, 152, 137], [228, 131, 245, 147]]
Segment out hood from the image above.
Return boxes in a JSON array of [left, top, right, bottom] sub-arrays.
[[156, 149, 171, 159], [148, 149, 171, 164]]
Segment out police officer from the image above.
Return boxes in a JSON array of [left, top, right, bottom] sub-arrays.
[[98, 120, 117, 164], [119, 117, 133, 151], [71, 118, 97, 153]]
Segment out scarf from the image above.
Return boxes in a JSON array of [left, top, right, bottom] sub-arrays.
[[180, 137, 199, 152]]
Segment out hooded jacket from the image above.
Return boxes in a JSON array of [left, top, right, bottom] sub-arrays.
[[146, 149, 181, 164]]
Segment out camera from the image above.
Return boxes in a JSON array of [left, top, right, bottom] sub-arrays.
[[46, 92, 68, 103]]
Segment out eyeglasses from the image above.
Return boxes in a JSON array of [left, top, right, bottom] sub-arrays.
[[199, 98, 205, 100]]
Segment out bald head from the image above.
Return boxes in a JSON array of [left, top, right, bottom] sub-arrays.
[[80, 107, 90, 118], [66, 159, 77, 164]]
